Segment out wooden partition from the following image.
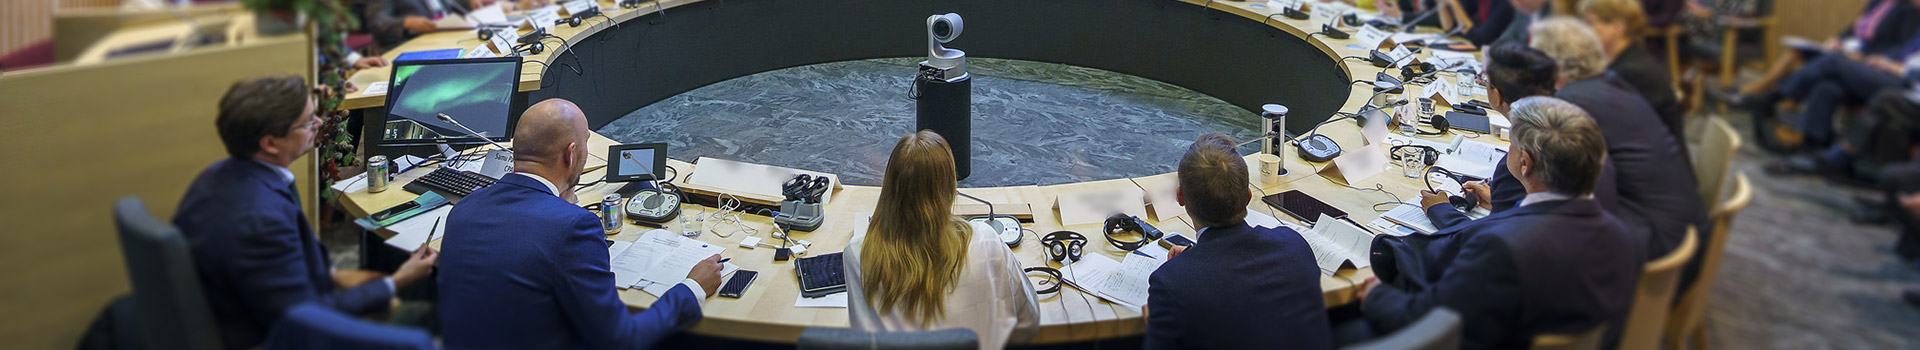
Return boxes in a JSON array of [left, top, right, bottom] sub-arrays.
[[0, 33, 312, 350]]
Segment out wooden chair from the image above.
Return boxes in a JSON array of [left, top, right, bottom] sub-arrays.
[[1646, 25, 1684, 92], [1688, 0, 1779, 88], [1618, 227, 1699, 350], [1692, 116, 1743, 206], [1529, 323, 1607, 350], [1663, 173, 1754, 350]]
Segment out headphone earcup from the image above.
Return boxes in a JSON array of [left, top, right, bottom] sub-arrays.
[[1066, 241, 1083, 262]]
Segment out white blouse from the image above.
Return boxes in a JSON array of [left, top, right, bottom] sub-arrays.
[[844, 221, 1041, 350]]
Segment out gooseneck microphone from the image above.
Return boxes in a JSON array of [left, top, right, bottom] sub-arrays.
[[957, 191, 999, 232], [1400, 0, 1447, 33], [437, 113, 513, 154]]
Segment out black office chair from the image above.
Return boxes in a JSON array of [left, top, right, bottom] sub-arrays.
[[796, 327, 978, 350], [114, 197, 223, 350], [262, 301, 436, 350], [1341, 307, 1463, 350]]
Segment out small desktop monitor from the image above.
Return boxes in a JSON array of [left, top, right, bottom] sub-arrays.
[[376, 56, 522, 147], [607, 143, 668, 182]]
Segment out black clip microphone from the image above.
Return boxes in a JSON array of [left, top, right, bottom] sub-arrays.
[[1320, 24, 1350, 39]]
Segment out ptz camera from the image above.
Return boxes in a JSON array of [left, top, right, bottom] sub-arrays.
[[923, 13, 968, 82], [930, 13, 963, 43]]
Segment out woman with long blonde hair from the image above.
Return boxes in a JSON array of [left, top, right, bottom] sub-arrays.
[[844, 130, 1039, 349]]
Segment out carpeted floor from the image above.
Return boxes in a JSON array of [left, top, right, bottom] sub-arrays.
[[327, 58, 1920, 349]]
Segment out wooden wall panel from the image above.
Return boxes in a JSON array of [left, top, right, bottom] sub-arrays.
[[2, 0, 56, 58], [1777, 0, 1869, 40], [0, 34, 310, 350]]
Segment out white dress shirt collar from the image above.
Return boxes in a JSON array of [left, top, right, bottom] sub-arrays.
[[252, 159, 295, 185], [1518, 192, 1586, 207], [514, 172, 561, 196]]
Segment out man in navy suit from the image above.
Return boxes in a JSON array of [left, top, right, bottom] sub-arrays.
[[1358, 97, 1641, 349], [1422, 43, 1620, 230], [174, 76, 438, 350], [438, 98, 724, 349], [1143, 133, 1332, 350]]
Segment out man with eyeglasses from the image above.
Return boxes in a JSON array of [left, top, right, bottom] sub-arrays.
[[174, 75, 439, 350]]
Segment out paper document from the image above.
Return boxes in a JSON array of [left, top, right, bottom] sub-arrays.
[[1298, 214, 1375, 274], [433, 14, 475, 30], [361, 82, 389, 96], [1368, 217, 1421, 236], [332, 173, 371, 194], [1435, 140, 1508, 179], [610, 230, 684, 288], [795, 292, 848, 308], [383, 206, 452, 252], [468, 4, 511, 26], [639, 242, 724, 295], [1380, 201, 1438, 234], [1246, 208, 1284, 230], [1098, 254, 1164, 311]]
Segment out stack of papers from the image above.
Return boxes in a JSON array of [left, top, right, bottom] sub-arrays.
[[608, 230, 727, 296], [1062, 253, 1165, 312], [1380, 201, 1438, 234], [381, 206, 452, 251], [1298, 214, 1375, 275]]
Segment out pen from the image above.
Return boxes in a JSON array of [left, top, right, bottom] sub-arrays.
[[631, 220, 664, 229], [717, 258, 731, 264], [423, 217, 442, 250]]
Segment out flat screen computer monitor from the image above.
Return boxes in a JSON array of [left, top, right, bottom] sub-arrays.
[[607, 143, 668, 182], [376, 56, 522, 147]]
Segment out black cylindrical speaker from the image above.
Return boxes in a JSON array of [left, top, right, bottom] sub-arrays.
[[916, 76, 972, 180]]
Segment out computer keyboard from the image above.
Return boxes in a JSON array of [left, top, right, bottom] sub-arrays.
[[403, 168, 498, 197], [795, 252, 846, 298]]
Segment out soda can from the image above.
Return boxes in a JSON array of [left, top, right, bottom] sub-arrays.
[[367, 155, 390, 193], [601, 194, 624, 234]]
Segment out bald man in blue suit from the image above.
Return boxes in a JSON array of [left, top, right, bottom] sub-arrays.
[[438, 98, 724, 350]]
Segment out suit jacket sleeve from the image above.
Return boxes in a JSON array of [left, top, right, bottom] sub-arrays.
[[1465, 1, 1513, 46], [548, 215, 702, 349], [366, 0, 415, 48], [1424, 204, 1474, 230], [1362, 233, 1521, 348], [232, 214, 391, 324], [1143, 268, 1183, 350]]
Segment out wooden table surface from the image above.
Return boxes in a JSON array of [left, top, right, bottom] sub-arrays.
[[336, 0, 1508, 343]]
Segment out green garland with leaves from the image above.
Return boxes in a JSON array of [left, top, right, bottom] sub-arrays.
[[244, 0, 359, 225]]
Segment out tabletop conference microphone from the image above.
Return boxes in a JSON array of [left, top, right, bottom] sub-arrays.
[[1399, 1, 1446, 33], [958, 191, 1023, 246], [437, 113, 513, 154]]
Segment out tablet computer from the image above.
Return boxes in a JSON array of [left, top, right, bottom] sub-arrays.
[[1261, 190, 1348, 222]]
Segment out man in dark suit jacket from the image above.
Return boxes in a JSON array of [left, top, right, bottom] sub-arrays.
[[438, 98, 723, 350], [367, 0, 491, 50], [1359, 97, 1641, 350], [1144, 133, 1332, 350], [1529, 18, 1709, 282], [1422, 43, 1620, 230], [174, 76, 437, 350]]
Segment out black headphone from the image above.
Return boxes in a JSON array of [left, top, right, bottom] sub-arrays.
[[1023, 267, 1063, 295], [1102, 214, 1163, 251], [781, 174, 830, 203], [1427, 167, 1481, 212], [1413, 112, 1451, 136], [1042, 231, 1086, 262], [1390, 145, 1440, 167]]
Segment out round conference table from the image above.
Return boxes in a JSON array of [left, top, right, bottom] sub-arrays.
[[339, 0, 1506, 344]]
